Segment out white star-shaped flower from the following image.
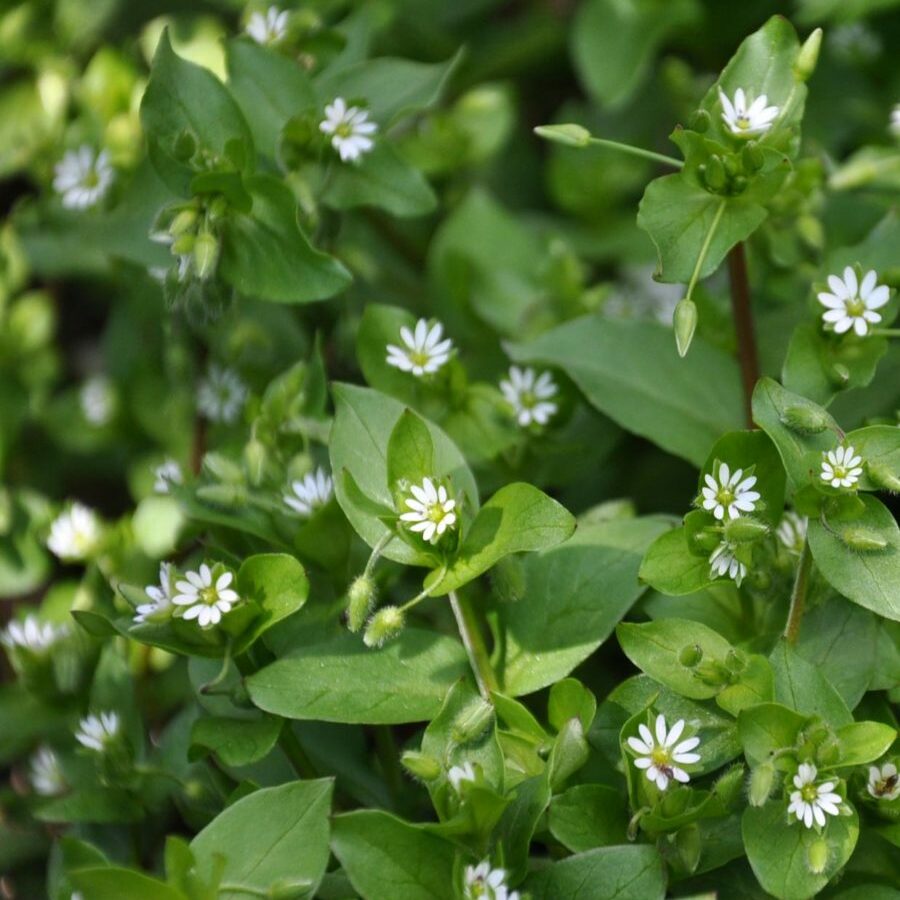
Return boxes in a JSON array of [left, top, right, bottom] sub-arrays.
[[499, 366, 558, 427], [172, 563, 240, 628], [817, 266, 890, 337], [719, 88, 779, 136], [700, 462, 760, 520], [820, 445, 863, 489], [463, 861, 519, 900], [246, 6, 289, 44], [867, 762, 900, 801], [776, 510, 807, 554], [134, 562, 177, 625], [197, 364, 248, 424], [53, 146, 114, 210], [79, 376, 114, 426], [788, 763, 842, 829], [448, 761, 476, 793], [385, 319, 453, 377], [2, 615, 67, 653], [30, 746, 67, 796], [319, 97, 377, 163], [47, 503, 102, 561], [153, 459, 183, 494], [709, 540, 747, 585], [627, 714, 701, 791], [284, 467, 333, 517], [75, 711, 120, 753], [398, 477, 458, 545]]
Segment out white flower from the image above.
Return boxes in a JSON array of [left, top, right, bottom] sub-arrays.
[[172, 563, 240, 628], [867, 762, 900, 801], [700, 462, 760, 521], [463, 861, 519, 900], [626, 714, 701, 791], [30, 747, 67, 796], [134, 562, 176, 625], [284, 467, 333, 517], [709, 541, 747, 585], [79, 376, 114, 426], [2, 615, 67, 653], [398, 477, 457, 544], [385, 319, 453, 377], [53, 146, 113, 210], [153, 459, 183, 494], [788, 763, 842, 829], [499, 366, 558, 427], [817, 267, 890, 337], [448, 761, 476, 793], [75, 711, 120, 752], [776, 510, 807, 554], [820, 445, 863, 489], [197, 364, 248, 424], [719, 88, 779, 136], [891, 103, 900, 137], [246, 5, 289, 44], [47, 503, 102, 561], [319, 97, 377, 163]]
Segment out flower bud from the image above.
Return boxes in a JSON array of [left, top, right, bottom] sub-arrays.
[[730, 175, 748, 194], [674, 823, 701, 874], [688, 109, 710, 133], [168, 207, 198, 237], [673, 298, 698, 358], [704, 155, 727, 192], [195, 484, 247, 508], [724, 648, 747, 674], [806, 837, 829, 875], [202, 452, 245, 483], [795, 28, 823, 82], [363, 606, 405, 648], [243, 437, 267, 486], [713, 764, 745, 807], [839, 526, 888, 553], [723, 516, 769, 543], [346, 575, 377, 633], [748, 762, 776, 807], [400, 750, 442, 782], [678, 643, 703, 667], [451, 697, 494, 744], [741, 141, 765, 174], [9, 291, 55, 352], [815, 736, 841, 767], [779, 404, 830, 435], [797, 215, 824, 251], [866, 462, 900, 493], [193, 232, 219, 281], [533, 123, 591, 148], [828, 363, 850, 386], [171, 233, 195, 256]]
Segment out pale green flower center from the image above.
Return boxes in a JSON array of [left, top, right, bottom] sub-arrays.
[[716, 486, 735, 506], [845, 297, 865, 317], [800, 783, 818, 803]]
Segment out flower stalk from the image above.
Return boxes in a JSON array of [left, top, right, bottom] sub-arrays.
[[784, 537, 813, 644], [449, 591, 499, 701]]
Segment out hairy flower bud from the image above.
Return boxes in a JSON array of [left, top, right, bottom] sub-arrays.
[[451, 697, 495, 744], [795, 28, 823, 83], [704, 154, 727, 192], [748, 762, 775, 807], [168, 207, 198, 237], [866, 462, 900, 493], [533, 123, 591, 148], [741, 141, 764, 174], [688, 109, 710, 133], [779, 404, 830, 435], [243, 437, 267, 486], [713, 764, 745, 807], [806, 837, 829, 875], [839, 525, 888, 553], [345, 575, 377, 633], [723, 516, 769, 543], [673, 298, 698, 358], [363, 606, 405, 648], [193, 232, 220, 281], [400, 750, 442, 781]]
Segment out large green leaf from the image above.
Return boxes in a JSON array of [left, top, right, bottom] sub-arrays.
[[245, 628, 469, 724], [508, 316, 743, 466], [638, 525, 714, 596], [69, 867, 184, 900]]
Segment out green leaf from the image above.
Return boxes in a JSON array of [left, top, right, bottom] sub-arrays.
[[323, 142, 437, 217], [639, 525, 714, 596], [331, 810, 457, 900], [743, 801, 858, 900], [845, 425, 900, 491], [501, 517, 670, 695], [70, 867, 186, 900], [508, 316, 743, 466], [716, 654, 775, 717], [769, 640, 853, 727], [226, 38, 316, 162], [36, 789, 144, 824], [834, 721, 897, 768], [140, 30, 253, 195], [426, 483, 575, 595], [570, 0, 700, 108], [737, 702, 810, 767], [245, 628, 469, 724], [330, 383, 478, 566], [526, 845, 666, 900], [495, 772, 553, 882], [219, 174, 351, 303], [548, 785, 628, 852], [189, 714, 282, 767], [387, 409, 435, 495], [807, 494, 900, 622], [191, 779, 333, 899]]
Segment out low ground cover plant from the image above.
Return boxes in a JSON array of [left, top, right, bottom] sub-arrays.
[[1, 1, 899, 898]]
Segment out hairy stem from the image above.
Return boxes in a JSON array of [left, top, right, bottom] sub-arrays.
[[727, 242, 760, 428], [686, 200, 727, 302], [784, 538, 813, 644], [449, 591, 499, 701]]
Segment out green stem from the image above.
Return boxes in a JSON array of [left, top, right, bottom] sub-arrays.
[[587, 136, 684, 169], [449, 591, 499, 701], [364, 533, 395, 578], [784, 538, 813, 644], [685, 199, 728, 302], [198, 640, 232, 695], [871, 328, 900, 337]]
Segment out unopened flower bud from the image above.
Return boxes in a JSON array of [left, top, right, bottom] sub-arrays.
[[193, 232, 219, 281], [828, 363, 850, 386], [797, 215, 824, 250], [400, 750, 442, 781], [196, 483, 247, 508], [724, 648, 747, 674], [741, 141, 765, 174], [748, 762, 776, 807], [168, 207, 198, 237], [9, 291, 54, 352], [779, 404, 830, 434], [713, 764, 745, 807], [839, 525, 888, 553], [815, 736, 841, 767], [363, 606, 405, 648], [346, 575, 377, 633], [688, 109, 710, 133], [533, 123, 591, 148], [704, 155, 727, 192], [723, 516, 769, 543], [673, 298, 698, 358], [674, 823, 702, 874], [171, 233, 195, 256], [795, 28, 823, 82], [866, 462, 900, 493], [202, 453, 245, 484], [806, 837, 829, 875], [678, 643, 703, 667], [730, 175, 748, 194], [243, 437, 267, 486], [451, 697, 494, 744]]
